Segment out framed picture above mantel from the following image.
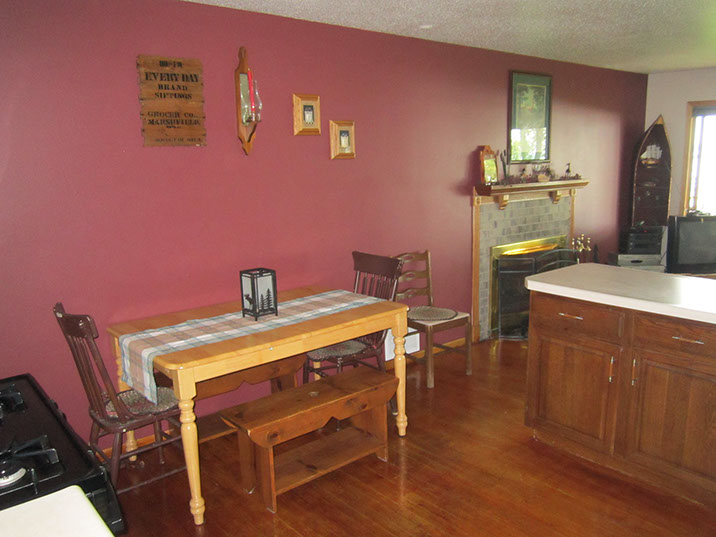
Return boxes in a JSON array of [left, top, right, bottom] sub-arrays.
[[508, 71, 551, 163]]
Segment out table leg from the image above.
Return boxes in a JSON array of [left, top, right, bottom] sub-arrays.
[[178, 398, 205, 525], [392, 333, 408, 436]]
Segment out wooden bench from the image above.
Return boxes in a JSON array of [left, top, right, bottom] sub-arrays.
[[219, 366, 399, 512]]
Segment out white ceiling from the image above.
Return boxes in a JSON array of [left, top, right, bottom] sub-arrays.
[[182, 0, 716, 74]]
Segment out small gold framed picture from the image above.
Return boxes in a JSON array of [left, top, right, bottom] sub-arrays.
[[292, 94, 321, 135], [329, 120, 355, 159]]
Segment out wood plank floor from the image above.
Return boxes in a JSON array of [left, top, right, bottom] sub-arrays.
[[117, 340, 716, 536]]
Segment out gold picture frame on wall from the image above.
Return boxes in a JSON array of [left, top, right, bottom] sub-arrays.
[[329, 120, 355, 159], [508, 71, 551, 163], [293, 94, 321, 135]]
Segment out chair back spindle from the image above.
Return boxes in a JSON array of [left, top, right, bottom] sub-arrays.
[[395, 250, 434, 306], [54, 303, 132, 423], [352, 251, 403, 349]]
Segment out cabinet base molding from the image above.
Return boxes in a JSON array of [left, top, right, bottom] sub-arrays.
[[531, 428, 716, 510]]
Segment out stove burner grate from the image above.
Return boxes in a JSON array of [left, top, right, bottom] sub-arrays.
[[0, 463, 26, 488], [0, 435, 63, 496], [0, 384, 26, 424]]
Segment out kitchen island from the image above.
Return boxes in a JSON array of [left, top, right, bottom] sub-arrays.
[[524, 263, 716, 507]]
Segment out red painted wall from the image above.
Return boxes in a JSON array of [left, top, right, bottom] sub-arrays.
[[0, 0, 647, 439]]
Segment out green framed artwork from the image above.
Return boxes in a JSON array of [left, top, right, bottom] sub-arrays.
[[508, 72, 551, 163]]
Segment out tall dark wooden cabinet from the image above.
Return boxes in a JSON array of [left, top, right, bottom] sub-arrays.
[[631, 115, 671, 227]]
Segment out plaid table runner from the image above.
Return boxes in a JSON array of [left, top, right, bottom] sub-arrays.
[[120, 290, 383, 402]]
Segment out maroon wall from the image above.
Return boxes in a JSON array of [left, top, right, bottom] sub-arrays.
[[0, 0, 647, 439]]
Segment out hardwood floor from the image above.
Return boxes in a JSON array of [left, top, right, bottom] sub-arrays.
[[118, 340, 716, 536]]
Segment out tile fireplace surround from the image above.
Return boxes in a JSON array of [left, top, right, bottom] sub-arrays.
[[471, 184, 584, 340]]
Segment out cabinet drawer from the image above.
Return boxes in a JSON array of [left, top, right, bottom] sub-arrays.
[[633, 312, 716, 358], [530, 292, 625, 343]]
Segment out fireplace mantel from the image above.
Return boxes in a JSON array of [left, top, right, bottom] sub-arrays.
[[473, 179, 589, 209]]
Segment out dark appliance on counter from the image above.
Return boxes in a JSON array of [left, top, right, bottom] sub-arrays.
[[0, 374, 124, 534], [666, 214, 716, 274], [620, 225, 666, 255]]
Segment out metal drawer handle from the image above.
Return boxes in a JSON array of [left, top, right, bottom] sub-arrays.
[[558, 312, 583, 321], [671, 335, 705, 345]]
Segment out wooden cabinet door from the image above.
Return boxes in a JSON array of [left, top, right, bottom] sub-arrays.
[[526, 328, 621, 454], [623, 348, 716, 486]]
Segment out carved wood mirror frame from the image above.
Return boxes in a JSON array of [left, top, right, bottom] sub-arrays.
[[479, 145, 499, 185]]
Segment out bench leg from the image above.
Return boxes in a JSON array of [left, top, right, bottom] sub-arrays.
[[256, 446, 277, 513], [350, 405, 389, 462], [270, 372, 298, 392], [238, 430, 256, 494]]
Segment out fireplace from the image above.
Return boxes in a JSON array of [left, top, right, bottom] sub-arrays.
[[471, 185, 585, 340], [490, 235, 567, 338]]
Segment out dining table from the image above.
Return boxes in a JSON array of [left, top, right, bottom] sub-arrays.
[[106, 285, 408, 525]]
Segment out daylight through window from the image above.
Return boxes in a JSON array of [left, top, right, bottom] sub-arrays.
[[686, 103, 716, 215]]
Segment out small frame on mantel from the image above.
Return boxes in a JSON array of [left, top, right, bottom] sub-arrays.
[[478, 145, 498, 185], [293, 94, 321, 135], [329, 120, 355, 159]]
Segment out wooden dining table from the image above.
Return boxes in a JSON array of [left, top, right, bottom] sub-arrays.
[[106, 286, 408, 525]]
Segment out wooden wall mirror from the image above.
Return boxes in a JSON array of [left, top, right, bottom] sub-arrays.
[[234, 46, 261, 155], [479, 145, 499, 185]]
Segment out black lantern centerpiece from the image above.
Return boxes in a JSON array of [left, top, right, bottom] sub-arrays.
[[240, 268, 278, 320]]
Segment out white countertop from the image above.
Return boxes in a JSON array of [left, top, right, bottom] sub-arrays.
[[525, 263, 716, 325], [0, 485, 114, 537]]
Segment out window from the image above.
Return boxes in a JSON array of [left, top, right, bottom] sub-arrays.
[[684, 101, 716, 215]]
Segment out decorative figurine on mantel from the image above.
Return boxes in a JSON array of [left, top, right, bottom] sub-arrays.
[[492, 155, 583, 186], [532, 164, 554, 182], [499, 149, 509, 180], [559, 162, 582, 181], [572, 233, 593, 263]]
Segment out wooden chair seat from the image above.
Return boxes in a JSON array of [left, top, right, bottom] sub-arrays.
[[408, 305, 457, 321], [306, 339, 368, 360], [103, 387, 178, 419]]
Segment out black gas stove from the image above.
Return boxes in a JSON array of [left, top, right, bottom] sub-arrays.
[[0, 374, 124, 533]]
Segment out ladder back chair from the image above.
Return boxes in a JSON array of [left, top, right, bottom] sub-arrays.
[[53, 303, 186, 494], [303, 251, 404, 383], [395, 250, 472, 388]]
